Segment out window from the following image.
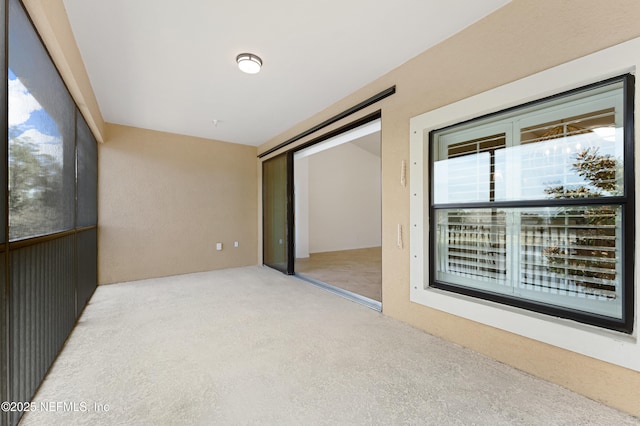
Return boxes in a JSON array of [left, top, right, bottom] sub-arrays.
[[429, 76, 634, 332], [76, 113, 98, 228], [8, 0, 76, 241]]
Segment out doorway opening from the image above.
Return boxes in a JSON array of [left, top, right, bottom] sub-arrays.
[[293, 119, 382, 310]]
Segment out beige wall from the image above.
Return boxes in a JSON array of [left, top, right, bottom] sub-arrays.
[[258, 0, 640, 416], [307, 142, 381, 253], [99, 124, 258, 284]]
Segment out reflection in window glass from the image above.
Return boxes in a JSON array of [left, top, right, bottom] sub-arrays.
[[519, 108, 621, 199], [435, 205, 622, 318], [430, 77, 631, 329], [434, 133, 506, 204], [434, 86, 624, 204]]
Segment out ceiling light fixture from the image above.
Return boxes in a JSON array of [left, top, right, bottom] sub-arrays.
[[236, 53, 262, 74]]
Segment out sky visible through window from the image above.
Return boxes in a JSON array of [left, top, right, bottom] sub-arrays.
[[8, 68, 63, 161], [8, 67, 65, 240]]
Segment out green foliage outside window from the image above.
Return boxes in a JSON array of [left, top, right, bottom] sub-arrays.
[[8, 126, 64, 239], [543, 147, 620, 294]]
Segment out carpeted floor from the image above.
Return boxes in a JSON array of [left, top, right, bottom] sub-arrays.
[[19, 266, 640, 425], [295, 247, 381, 301]]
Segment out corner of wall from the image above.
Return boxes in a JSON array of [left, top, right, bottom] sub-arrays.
[[22, 0, 106, 142]]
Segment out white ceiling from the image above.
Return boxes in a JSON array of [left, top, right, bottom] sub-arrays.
[[62, 0, 510, 146]]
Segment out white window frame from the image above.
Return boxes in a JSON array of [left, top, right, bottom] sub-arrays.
[[410, 37, 640, 372]]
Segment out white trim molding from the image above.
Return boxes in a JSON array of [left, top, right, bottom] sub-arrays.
[[410, 37, 640, 372]]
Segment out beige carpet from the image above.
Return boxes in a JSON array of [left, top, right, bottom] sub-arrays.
[[295, 247, 381, 301], [19, 266, 639, 425]]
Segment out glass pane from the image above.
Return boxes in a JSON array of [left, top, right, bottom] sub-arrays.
[[519, 205, 621, 318], [435, 206, 623, 319], [77, 112, 98, 227], [0, 0, 5, 245], [434, 133, 506, 204], [263, 153, 290, 273], [435, 208, 507, 286], [433, 81, 624, 204], [8, 0, 75, 240], [517, 108, 622, 200]]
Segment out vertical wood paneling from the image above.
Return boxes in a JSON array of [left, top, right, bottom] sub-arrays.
[[8, 236, 75, 425], [76, 229, 97, 316], [0, 253, 5, 426]]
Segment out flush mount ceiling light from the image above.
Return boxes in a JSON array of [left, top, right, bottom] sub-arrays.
[[236, 53, 262, 74]]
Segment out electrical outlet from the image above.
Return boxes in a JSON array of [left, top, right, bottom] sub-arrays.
[[234, 241, 239, 247], [216, 242, 223, 251]]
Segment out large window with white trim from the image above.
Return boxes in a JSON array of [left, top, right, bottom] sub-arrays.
[[430, 75, 634, 332]]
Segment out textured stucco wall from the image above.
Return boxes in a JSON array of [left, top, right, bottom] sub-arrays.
[[258, 0, 640, 416], [99, 124, 257, 284]]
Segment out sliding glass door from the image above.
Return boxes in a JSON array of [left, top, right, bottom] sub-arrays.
[[262, 152, 294, 274]]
